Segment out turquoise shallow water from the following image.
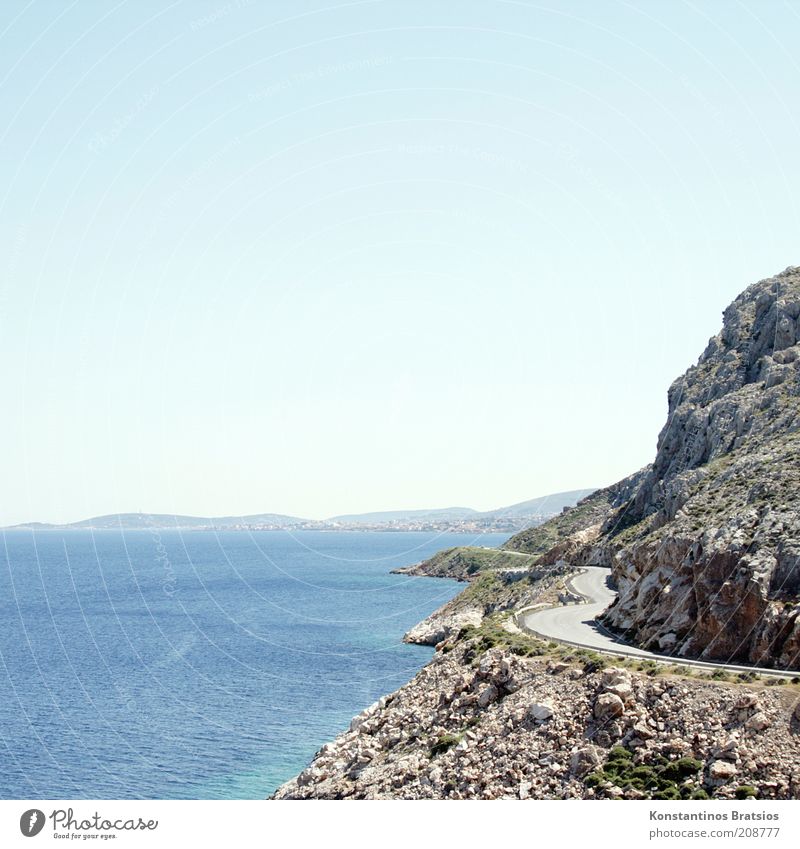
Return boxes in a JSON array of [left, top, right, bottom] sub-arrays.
[[0, 528, 509, 799]]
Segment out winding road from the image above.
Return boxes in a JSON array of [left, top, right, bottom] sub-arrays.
[[518, 566, 799, 678]]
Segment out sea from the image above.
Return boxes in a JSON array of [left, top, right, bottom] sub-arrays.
[[0, 529, 509, 799]]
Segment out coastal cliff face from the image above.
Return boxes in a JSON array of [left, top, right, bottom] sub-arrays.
[[597, 267, 800, 668], [503, 266, 800, 669], [272, 267, 800, 800]]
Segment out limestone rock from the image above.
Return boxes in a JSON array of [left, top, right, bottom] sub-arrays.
[[403, 607, 484, 646], [597, 267, 800, 670], [528, 702, 554, 722], [708, 760, 738, 782], [570, 745, 602, 776], [594, 692, 625, 721], [478, 684, 500, 708], [734, 693, 760, 711], [745, 712, 771, 732]]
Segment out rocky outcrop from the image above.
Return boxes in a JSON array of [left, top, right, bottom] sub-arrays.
[[392, 546, 539, 581], [403, 607, 484, 646], [272, 644, 800, 799], [630, 268, 800, 524], [594, 267, 800, 668], [500, 266, 800, 670]]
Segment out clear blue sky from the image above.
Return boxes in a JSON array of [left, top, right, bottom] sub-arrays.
[[1, 0, 799, 524]]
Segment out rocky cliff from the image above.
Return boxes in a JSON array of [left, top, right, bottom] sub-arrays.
[[271, 266, 800, 800], [598, 267, 800, 668], [505, 266, 800, 669]]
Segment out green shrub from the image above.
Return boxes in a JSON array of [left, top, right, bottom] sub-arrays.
[[653, 786, 681, 800], [584, 772, 604, 788], [661, 758, 703, 782], [583, 653, 609, 673], [585, 747, 703, 800], [735, 785, 758, 799]]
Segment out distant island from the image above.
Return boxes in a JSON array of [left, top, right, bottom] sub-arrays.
[[5, 489, 595, 535]]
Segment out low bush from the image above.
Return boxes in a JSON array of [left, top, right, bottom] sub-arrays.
[[735, 785, 758, 799], [584, 747, 704, 799]]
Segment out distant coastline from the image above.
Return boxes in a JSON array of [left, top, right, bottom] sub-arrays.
[[4, 489, 595, 536]]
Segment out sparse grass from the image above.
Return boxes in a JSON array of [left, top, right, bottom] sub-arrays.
[[429, 733, 462, 758], [581, 651, 608, 673], [458, 616, 548, 662], [502, 494, 608, 555], [413, 546, 541, 580], [457, 617, 797, 691]]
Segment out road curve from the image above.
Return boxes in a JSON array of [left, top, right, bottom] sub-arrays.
[[518, 566, 799, 678]]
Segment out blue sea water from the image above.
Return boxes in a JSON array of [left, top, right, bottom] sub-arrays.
[[0, 529, 509, 799]]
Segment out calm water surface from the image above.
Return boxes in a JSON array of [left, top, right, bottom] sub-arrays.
[[0, 529, 509, 799]]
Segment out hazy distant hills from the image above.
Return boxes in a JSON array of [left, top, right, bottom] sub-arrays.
[[328, 507, 477, 524], [7, 512, 308, 531], [473, 489, 596, 520], [328, 492, 595, 525], [6, 489, 597, 533]]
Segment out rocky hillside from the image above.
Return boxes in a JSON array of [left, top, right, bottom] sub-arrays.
[[501, 266, 800, 669], [274, 642, 800, 799], [502, 468, 649, 564], [391, 546, 538, 581], [271, 266, 800, 800], [595, 267, 799, 669]]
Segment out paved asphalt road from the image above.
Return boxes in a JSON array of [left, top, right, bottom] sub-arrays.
[[519, 566, 800, 677], [521, 567, 654, 659]]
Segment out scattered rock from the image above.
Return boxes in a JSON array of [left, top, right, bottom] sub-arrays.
[[734, 692, 760, 711], [570, 745, 602, 777], [599, 668, 635, 704], [594, 692, 625, 721], [528, 702, 554, 722], [745, 712, 771, 732], [708, 760, 738, 782], [478, 684, 500, 708]]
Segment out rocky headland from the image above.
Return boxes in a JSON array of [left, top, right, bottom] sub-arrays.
[[272, 267, 800, 800]]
